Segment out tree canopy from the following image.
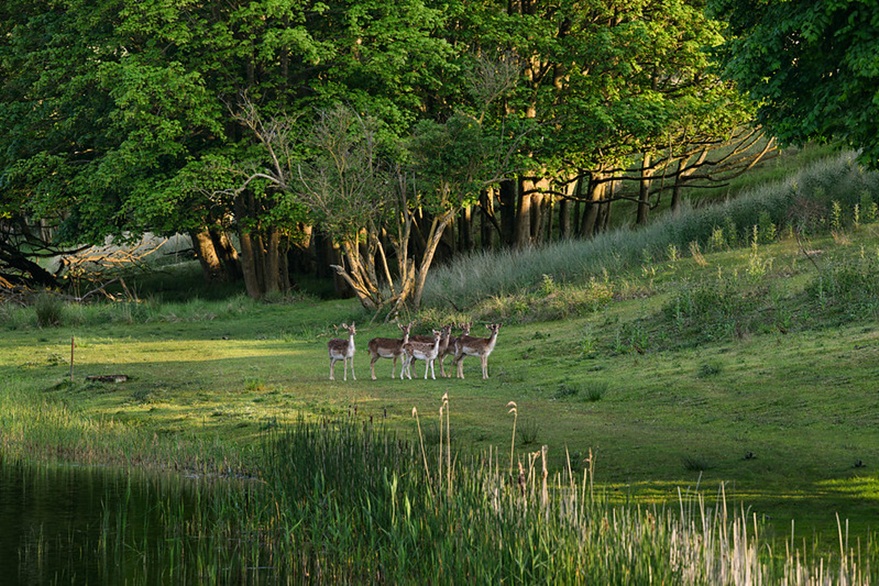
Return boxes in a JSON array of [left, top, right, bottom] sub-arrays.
[[710, 0, 879, 168], [1, 0, 761, 304]]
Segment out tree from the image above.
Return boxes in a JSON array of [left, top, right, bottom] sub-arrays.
[[231, 102, 515, 313], [444, 0, 756, 242], [0, 0, 455, 299], [710, 0, 879, 168]]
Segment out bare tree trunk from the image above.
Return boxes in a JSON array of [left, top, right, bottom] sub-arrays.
[[237, 228, 262, 299], [209, 226, 241, 281], [516, 177, 534, 249], [559, 196, 571, 239], [581, 174, 607, 238], [189, 229, 225, 284], [459, 205, 473, 252], [542, 192, 554, 242], [637, 153, 654, 225], [412, 211, 455, 309], [264, 227, 281, 294]]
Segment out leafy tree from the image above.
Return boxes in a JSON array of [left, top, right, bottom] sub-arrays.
[[710, 0, 879, 168], [440, 0, 756, 243], [0, 0, 454, 299]]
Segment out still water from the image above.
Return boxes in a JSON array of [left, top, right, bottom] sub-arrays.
[[0, 460, 196, 585]]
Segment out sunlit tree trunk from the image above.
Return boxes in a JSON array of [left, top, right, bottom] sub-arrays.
[[190, 229, 225, 284], [637, 152, 654, 225]]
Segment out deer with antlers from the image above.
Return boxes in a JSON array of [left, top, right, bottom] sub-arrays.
[[455, 323, 502, 379], [327, 323, 357, 381], [367, 321, 413, 380]]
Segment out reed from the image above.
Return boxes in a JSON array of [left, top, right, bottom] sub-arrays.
[[10, 404, 877, 584]]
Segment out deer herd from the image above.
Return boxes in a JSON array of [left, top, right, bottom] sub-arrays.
[[327, 321, 502, 381]]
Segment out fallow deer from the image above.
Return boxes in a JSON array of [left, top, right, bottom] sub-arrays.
[[327, 323, 356, 381], [455, 323, 502, 379], [438, 322, 470, 378], [410, 323, 452, 378], [401, 329, 443, 380], [367, 321, 412, 380]]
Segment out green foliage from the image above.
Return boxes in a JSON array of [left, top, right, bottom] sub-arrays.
[[803, 252, 879, 322], [711, 0, 879, 168], [423, 151, 879, 313], [34, 293, 64, 328]]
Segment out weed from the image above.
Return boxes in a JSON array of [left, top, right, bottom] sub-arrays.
[[245, 379, 267, 392], [516, 417, 540, 446], [696, 361, 723, 378], [689, 241, 708, 266], [583, 381, 608, 402], [682, 455, 711, 472], [35, 293, 64, 328]]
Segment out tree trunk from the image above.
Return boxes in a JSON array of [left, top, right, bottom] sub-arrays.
[[209, 226, 241, 281], [499, 179, 517, 247], [189, 229, 226, 284], [412, 211, 455, 309], [264, 227, 281, 295], [515, 178, 533, 249], [559, 196, 570, 239], [480, 189, 495, 250], [580, 174, 607, 238], [637, 152, 653, 225], [237, 228, 262, 299], [459, 205, 473, 253]]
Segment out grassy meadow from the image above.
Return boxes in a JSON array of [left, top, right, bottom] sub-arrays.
[[3, 149, 879, 582]]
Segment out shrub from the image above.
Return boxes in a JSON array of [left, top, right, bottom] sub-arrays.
[[34, 293, 65, 327]]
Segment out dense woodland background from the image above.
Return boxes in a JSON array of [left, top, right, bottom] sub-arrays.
[[2, 0, 876, 314]]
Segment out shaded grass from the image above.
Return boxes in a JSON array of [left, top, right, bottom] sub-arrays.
[[2, 152, 879, 565], [422, 151, 879, 312], [11, 418, 877, 584]]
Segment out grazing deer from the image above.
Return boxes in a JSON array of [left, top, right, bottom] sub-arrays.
[[410, 324, 452, 378], [367, 321, 412, 380], [455, 323, 502, 379], [438, 322, 470, 378], [401, 329, 442, 380], [328, 323, 356, 381]]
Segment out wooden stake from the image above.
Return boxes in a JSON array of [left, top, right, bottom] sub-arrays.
[[70, 336, 75, 382]]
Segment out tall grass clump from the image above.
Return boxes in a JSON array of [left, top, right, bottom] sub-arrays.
[[422, 151, 879, 310], [12, 408, 879, 584], [34, 292, 65, 327], [803, 250, 879, 323]]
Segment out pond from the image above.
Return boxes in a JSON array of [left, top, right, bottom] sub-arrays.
[[0, 459, 222, 584]]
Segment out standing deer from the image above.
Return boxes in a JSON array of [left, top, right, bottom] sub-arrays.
[[328, 323, 356, 381], [438, 322, 470, 378], [401, 329, 443, 380], [455, 323, 502, 379], [367, 321, 412, 380], [410, 324, 452, 378]]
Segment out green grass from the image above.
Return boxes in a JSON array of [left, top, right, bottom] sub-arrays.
[[3, 228, 879, 549], [3, 149, 879, 579]]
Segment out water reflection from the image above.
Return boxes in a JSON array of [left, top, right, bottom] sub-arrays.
[[0, 459, 193, 585]]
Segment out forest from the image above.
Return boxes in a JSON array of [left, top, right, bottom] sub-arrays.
[[0, 0, 760, 309], [2, 0, 876, 313]]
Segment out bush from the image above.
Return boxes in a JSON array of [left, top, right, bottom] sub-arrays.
[[34, 293, 65, 327]]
